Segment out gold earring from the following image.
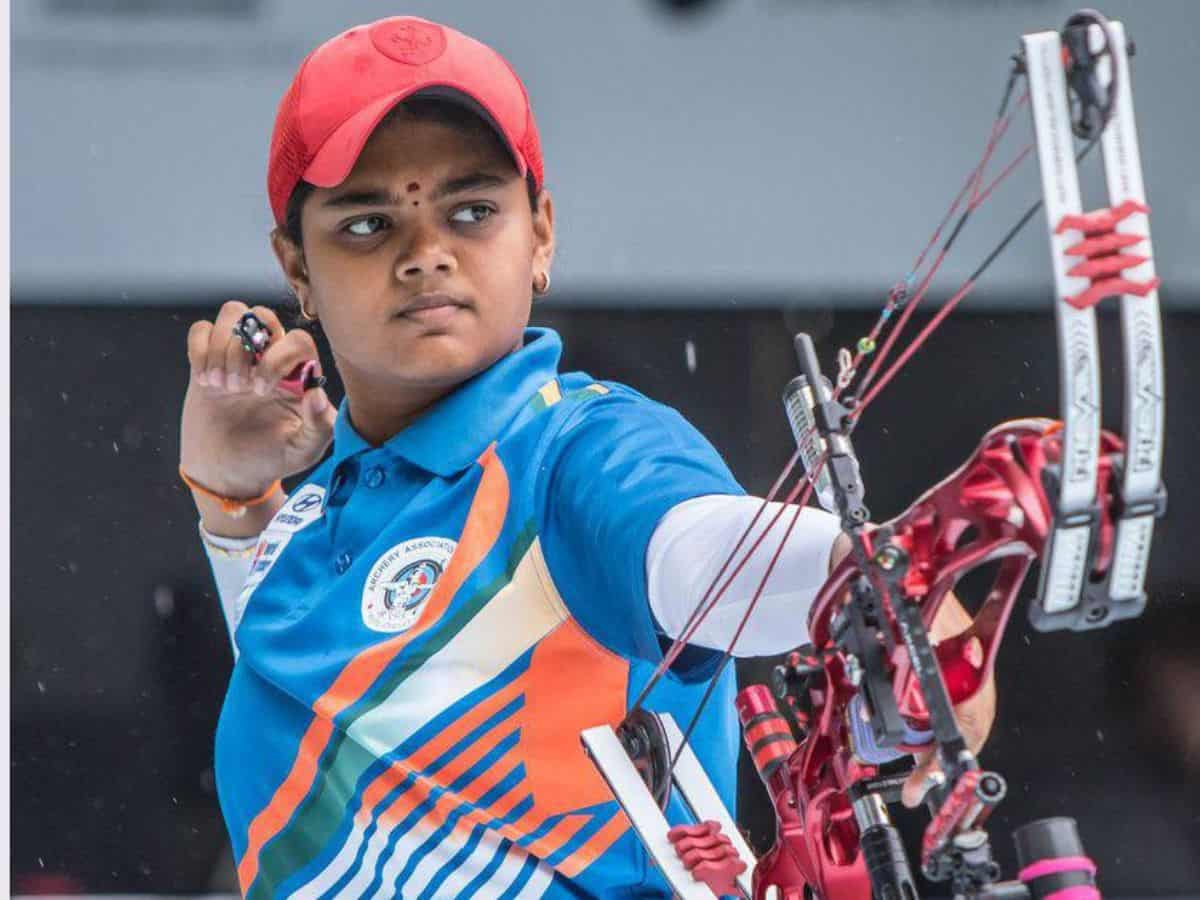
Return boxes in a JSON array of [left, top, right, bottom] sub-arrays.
[[533, 271, 551, 296], [299, 300, 317, 322]]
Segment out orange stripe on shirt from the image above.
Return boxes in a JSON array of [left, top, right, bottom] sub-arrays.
[[521, 814, 592, 861], [353, 677, 526, 827], [364, 680, 541, 840], [336, 680, 526, 885], [519, 618, 628, 813], [389, 595, 631, 873], [556, 809, 631, 878], [403, 679, 525, 773], [372, 751, 523, 849], [236, 445, 510, 893], [278, 677, 524, 894], [428, 756, 594, 864], [474, 775, 528, 822], [450, 793, 589, 865], [232, 716, 336, 887], [376, 744, 523, 835], [371, 738, 586, 868], [374, 721, 522, 832], [359, 749, 525, 873]]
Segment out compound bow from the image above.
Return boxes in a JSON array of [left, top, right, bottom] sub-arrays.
[[583, 10, 1165, 900]]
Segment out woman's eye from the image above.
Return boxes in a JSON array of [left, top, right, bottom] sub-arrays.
[[345, 215, 388, 237], [450, 204, 495, 225]]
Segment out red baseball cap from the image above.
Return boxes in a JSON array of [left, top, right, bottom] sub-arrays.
[[267, 16, 544, 226]]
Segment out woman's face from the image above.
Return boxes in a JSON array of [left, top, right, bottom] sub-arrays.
[[275, 110, 554, 398]]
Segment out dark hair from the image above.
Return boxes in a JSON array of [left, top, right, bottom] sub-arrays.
[[281, 96, 540, 249]]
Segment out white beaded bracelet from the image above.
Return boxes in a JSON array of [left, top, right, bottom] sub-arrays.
[[198, 520, 260, 559]]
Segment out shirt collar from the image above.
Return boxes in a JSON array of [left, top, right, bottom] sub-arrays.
[[330, 327, 563, 477]]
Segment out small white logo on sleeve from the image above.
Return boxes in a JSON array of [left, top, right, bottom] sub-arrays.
[[362, 537, 457, 633], [270, 486, 327, 533]]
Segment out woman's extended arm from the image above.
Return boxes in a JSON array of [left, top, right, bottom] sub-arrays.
[[646, 494, 842, 656], [648, 496, 996, 806]]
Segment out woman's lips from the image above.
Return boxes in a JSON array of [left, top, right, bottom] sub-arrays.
[[401, 303, 463, 326], [398, 294, 468, 327]]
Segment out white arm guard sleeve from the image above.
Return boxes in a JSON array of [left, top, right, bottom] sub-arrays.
[[647, 494, 843, 657], [198, 520, 258, 652]]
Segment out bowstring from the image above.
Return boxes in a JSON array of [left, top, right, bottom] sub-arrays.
[[629, 67, 1057, 785], [851, 89, 1031, 401], [666, 462, 823, 776], [627, 450, 803, 715], [847, 136, 1032, 403], [644, 84, 1028, 706], [852, 135, 1100, 417], [841, 94, 1026, 397], [629, 450, 823, 717]]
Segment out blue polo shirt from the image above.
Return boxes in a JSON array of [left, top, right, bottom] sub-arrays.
[[215, 326, 746, 899]]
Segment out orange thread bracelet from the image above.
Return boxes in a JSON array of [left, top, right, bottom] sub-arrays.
[[178, 465, 283, 519]]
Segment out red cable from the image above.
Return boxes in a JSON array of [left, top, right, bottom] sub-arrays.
[[973, 144, 1034, 209], [855, 278, 978, 414], [631, 450, 803, 706], [667, 458, 821, 662], [667, 470, 821, 773], [856, 95, 1029, 398], [632, 92, 1034, 715], [853, 136, 1036, 414], [858, 244, 952, 394]]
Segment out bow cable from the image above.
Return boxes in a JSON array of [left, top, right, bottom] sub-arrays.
[[626, 64, 1097, 793], [838, 82, 1029, 396], [666, 468, 822, 775], [629, 68, 1031, 720], [852, 136, 1100, 418]]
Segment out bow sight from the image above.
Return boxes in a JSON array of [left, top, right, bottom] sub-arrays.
[[583, 9, 1164, 900]]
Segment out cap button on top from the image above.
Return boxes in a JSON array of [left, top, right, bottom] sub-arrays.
[[369, 19, 447, 65]]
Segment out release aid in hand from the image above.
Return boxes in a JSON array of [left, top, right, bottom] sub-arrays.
[[233, 311, 327, 398]]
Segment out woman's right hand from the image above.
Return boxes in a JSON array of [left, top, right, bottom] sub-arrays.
[[180, 300, 337, 500]]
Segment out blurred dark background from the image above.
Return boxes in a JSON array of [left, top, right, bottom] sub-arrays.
[[11, 303, 1199, 894]]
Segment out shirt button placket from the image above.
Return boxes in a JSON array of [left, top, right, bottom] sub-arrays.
[[335, 552, 353, 574], [365, 466, 386, 488]]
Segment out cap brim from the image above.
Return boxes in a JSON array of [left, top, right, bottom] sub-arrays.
[[303, 84, 528, 189]]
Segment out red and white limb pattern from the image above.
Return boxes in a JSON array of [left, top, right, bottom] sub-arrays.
[[1058, 200, 1158, 311], [1024, 17, 1163, 630]]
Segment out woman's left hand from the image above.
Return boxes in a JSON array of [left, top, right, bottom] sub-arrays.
[[900, 638, 997, 807], [828, 533, 998, 808]]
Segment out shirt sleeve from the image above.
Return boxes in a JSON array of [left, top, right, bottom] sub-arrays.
[[198, 520, 259, 652], [647, 494, 843, 656], [534, 389, 745, 675]]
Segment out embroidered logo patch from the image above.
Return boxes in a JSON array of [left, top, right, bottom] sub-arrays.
[[362, 537, 457, 633]]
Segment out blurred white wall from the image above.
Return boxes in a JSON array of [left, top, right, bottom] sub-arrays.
[[12, 0, 1200, 306]]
